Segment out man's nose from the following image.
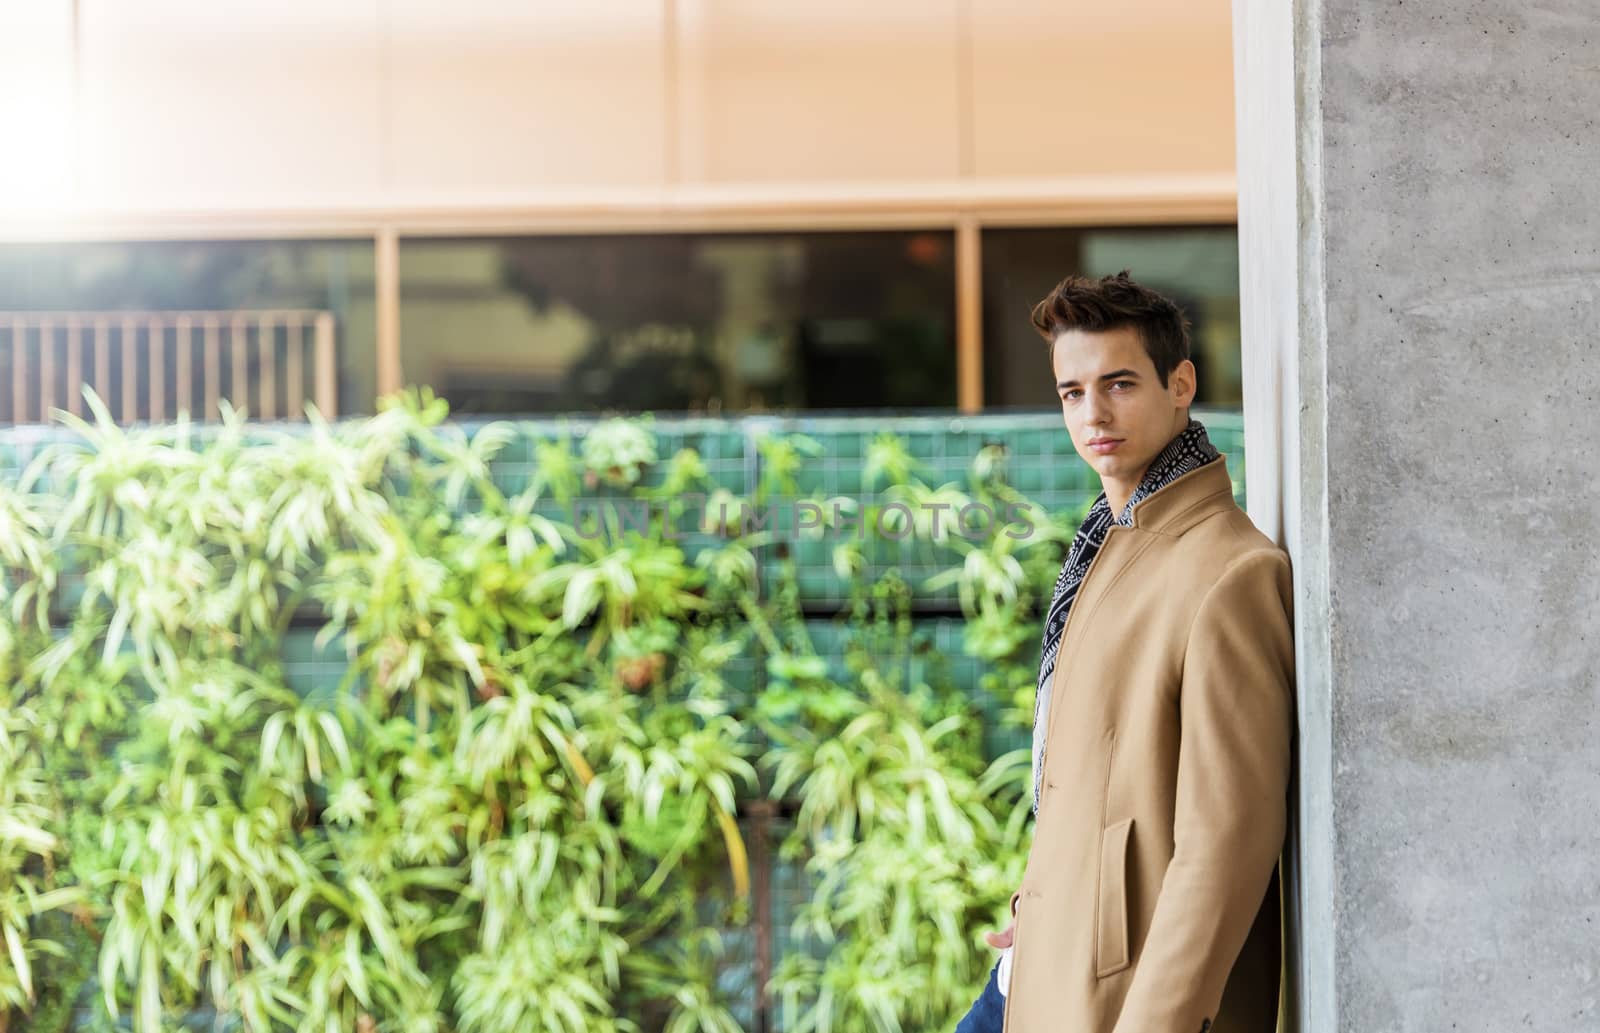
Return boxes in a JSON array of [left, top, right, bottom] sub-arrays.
[[1084, 393, 1110, 425]]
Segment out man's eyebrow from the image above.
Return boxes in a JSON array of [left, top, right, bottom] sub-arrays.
[[1055, 369, 1142, 389]]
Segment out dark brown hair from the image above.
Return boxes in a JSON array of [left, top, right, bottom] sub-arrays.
[[1030, 270, 1191, 387]]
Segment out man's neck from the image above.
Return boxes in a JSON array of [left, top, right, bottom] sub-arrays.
[[1103, 414, 1192, 519], [1104, 477, 1142, 521]]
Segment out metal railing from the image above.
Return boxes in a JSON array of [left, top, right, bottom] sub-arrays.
[[1, 310, 338, 425]]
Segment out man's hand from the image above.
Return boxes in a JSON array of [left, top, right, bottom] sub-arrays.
[[983, 891, 1022, 949], [983, 923, 1014, 949]]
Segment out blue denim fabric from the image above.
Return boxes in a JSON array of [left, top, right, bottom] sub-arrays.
[[954, 961, 1006, 1033]]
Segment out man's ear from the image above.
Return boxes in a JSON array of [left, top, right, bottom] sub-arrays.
[[1171, 359, 1198, 407]]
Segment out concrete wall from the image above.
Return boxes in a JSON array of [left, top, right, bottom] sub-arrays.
[[1237, 0, 1600, 1029]]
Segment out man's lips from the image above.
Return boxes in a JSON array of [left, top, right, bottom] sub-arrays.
[[1087, 438, 1123, 454]]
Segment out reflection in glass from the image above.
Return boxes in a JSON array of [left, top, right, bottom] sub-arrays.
[[981, 226, 1241, 409], [0, 239, 377, 422], [398, 232, 956, 416]]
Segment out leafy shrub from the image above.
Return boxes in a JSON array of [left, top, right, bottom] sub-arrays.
[[0, 390, 1073, 1033]]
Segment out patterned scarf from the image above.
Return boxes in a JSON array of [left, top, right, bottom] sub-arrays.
[[1030, 418, 1223, 811]]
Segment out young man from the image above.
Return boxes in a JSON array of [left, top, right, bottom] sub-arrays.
[[956, 271, 1294, 1033]]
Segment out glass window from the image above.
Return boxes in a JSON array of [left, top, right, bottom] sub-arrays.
[[398, 231, 956, 416], [0, 239, 377, 423], [980, 226, 1241, 409]]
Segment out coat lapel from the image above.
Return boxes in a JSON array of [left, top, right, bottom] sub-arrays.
[[1040, 458, 1237, 749], [1126, 458, 1236, 537]]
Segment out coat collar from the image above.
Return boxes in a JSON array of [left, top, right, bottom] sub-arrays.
[[1125, 455, 1236, 537]]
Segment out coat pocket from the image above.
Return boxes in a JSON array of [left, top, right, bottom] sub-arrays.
[[1094, 817, 1134, 978]]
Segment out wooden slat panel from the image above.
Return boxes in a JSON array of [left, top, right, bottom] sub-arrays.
[[12, 319, 28, 424], [175, 315, 193, 419], [38, 319, 55, 420], [121, 317, 139, 421], [94, 318, 112, 412], [203, 316, 221, 420], [0, 325, 9, 425], [257, 313, 276, 420], [314, 312, 337, 419], [0, 309, 338, 425], [65, 318, 83, 417], [231, 314, 248, 415], [284, 314, 304, 421], [147, 316, 165, 421]]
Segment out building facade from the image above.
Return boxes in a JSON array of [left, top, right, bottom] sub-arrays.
[[1, 0, 1241, 422]]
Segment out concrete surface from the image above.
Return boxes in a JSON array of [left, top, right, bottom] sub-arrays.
[[1236, 0, 1600, 1029]]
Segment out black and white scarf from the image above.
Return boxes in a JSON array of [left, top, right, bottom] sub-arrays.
[[1031, 418, 1223, 811]]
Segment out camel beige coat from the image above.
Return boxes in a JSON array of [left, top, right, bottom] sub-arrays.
[[1002, 457, 1294, 1033]]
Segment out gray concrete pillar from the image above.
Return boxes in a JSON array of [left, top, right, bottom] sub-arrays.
[[1234, 1, 1600, 1029]]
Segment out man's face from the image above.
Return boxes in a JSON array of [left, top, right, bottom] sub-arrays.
[[1050, 325, 1197, 500]]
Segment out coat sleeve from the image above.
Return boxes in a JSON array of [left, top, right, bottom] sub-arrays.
[[1110, 549, 1295, 1033]]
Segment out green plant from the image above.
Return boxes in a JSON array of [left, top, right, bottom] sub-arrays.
[[0, 699, 80, 1019], [754, 575, 1031, 1033], [862, 433, 924, 490], [755, 432, 821, 502], [581, 417, 658, 490], [0, 390, 1083, 1033]]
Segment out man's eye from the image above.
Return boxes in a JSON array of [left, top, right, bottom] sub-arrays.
[[1061, 390, 1081, 401], [1111, 380, 1134, 391]]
